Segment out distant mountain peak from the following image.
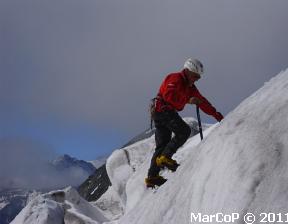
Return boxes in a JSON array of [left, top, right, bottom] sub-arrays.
[[51, 154, 95, 174]]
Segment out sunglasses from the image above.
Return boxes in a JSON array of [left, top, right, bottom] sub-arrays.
[[191, 72, 201, 79]]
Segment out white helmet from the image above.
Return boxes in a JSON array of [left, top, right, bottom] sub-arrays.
[[184, 58, 204, 75]]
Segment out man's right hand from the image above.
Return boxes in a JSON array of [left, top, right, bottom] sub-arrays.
[[188, 97, 202, 105]]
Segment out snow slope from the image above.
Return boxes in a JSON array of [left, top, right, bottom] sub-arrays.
[[105, 69, 288, 224]]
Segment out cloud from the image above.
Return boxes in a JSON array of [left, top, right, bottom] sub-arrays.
[[1, 0, 288, 155], [0, 138, 90, 190]]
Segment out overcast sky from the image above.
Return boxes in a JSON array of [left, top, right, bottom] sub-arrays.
[[1, 0, 288, 162]]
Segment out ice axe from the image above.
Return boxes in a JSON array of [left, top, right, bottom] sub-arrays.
[[196, 105, 203, 141]]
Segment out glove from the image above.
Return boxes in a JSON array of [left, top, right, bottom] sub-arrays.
[[214, 112, 224, 122], [188, 97, 202, 105]]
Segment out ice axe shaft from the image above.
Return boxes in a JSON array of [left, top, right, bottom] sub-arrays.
[[196, 106, 203, 141]]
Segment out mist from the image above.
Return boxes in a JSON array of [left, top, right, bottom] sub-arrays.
[[0, 138, 91, 190]]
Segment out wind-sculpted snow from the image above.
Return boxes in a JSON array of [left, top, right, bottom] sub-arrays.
[[92, 186, 124, 221], [105, 118, 208, 210], [105, 69, 288, 224], [106, 138, 154, 207], [11, 187, 108, 224]]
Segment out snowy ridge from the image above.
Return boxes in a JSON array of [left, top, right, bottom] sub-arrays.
[[0, 189, 34, 224], [89, 157, 107, 169], [11, 187, 108, 224]]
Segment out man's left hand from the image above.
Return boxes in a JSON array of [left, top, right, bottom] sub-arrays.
[[188, 97, 202, 105]]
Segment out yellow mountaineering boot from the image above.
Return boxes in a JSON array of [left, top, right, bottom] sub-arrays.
[[145, 175, 167, 188], [156, 155, 180, 172]]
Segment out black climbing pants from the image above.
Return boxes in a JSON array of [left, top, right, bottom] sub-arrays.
[[148, 110, 191, 177]]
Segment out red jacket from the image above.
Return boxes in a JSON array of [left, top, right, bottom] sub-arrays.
[[155, 70, 221, 120]]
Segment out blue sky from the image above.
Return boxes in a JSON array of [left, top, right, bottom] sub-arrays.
[[1, 110, 129, 160], [1, 0, 288, 161]]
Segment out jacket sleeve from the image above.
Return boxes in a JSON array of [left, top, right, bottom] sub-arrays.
[[191, 85, 218, 117]]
